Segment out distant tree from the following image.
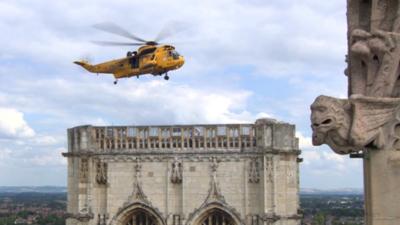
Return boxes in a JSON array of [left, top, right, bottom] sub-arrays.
[[313, 212, 325, 225], [16, 210, 31, 219], [0, 215, 17, 225], [36, 214, 65, 225]]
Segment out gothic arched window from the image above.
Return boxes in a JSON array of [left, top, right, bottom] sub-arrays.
[[125, 210, 158, 225], [198, 209, 236, 225]]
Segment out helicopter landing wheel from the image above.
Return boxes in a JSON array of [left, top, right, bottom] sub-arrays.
[[113, 80, 118, 85], [164, 75, 169, 80]]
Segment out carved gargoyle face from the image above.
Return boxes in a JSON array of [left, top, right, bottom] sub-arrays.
[[310, 96, 350, 146], [310, 103, 337, 146], [310, 96, 354, 154]]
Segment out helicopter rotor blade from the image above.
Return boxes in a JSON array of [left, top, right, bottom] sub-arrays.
[[93, 22, 147, 43], [154, 21, 187, 43], [92, 41, 144, 46], [156, 40, 192, 46]]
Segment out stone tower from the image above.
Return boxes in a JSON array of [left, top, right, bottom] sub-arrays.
[[311, 0, 400, 224], [63, 118, 302, 225]]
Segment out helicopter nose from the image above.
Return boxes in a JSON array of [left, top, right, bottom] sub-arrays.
[[178, 56, 185, 67]]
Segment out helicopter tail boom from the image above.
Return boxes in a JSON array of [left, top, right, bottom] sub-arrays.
[[74, 61, 96, 72]]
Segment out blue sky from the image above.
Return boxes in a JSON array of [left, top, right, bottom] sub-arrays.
[[0, 0, 363, 188]]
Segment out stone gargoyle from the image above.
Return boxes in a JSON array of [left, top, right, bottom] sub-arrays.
[[311, 95, 400, 154], [311, 13, 400, 154]]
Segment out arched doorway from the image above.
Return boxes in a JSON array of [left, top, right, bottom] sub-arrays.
[[123, 209, 158, 225], [198, 209, 236, 225]]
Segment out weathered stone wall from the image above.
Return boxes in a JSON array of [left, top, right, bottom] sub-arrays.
[[63, 119, 302, 225]]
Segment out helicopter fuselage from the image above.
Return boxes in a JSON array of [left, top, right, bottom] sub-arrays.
[[74, 45, 184, 80]]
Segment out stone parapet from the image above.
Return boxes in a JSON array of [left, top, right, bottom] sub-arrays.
[[66, 119, 299, 154]]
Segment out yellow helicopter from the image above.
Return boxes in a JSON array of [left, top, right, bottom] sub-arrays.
[[74, 23, 185, 84]]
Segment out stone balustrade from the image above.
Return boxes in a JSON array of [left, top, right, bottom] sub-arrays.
[[68, 124, 257, 152]]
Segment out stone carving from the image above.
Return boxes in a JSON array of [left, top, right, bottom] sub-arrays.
[[128, 160, 149, 203], [65, 204, 94, 222], [261, 213, 280, 225], [207, 157, 224, 202], [96, 160, 107, 185], [185, 157, 245, 225], [311, 92, 400, 154], [171, 158, 183, 184], [80, 158, 88, 183], [348, 29, 400, 97], [65, 211, 94, 222], [249, 158, 260, 183], [310, 1, 400, 224], [210, 157, 219, 172], [388, 151, 400, 167], [97, 213, 107, 225], [311, 0, 400, 155], [109, 159, 166, 225], [265, 156, 273, 182]]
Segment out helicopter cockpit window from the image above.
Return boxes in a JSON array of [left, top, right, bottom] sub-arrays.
[[170, 50, 180, 60], [139, 47, 156, 56]]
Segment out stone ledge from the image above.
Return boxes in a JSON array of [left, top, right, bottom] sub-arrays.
[[62, 149, 301, 158]]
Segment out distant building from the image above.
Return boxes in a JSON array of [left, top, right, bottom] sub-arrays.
[[14, 218, 27, 224], [63, 118, 302, 225], [26, 215, 38, 224]]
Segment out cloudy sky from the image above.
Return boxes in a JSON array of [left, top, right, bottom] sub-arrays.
[[0, 0, 363, 189]]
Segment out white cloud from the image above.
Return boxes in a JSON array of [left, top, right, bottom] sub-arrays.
[[322, 151, 345, 163], [0, 107, 35, 139], [302, 151, 321, 165], [29, 148, 67, 166], [0, 0, 347, 78], [0, 78, 261, 125], [0, 0, 360, 187], [296, 131, 313, 149], [33, 135, 59, 146], [301, 148, 360, 178], [0, 148, 12, 161], [322, 151, 346, 168]]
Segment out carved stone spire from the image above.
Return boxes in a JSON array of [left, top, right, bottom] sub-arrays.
[[249, 158, 260, 183], [128, 159, 149, 203], [185, 157, 244, 225], [114, 158, 165, 225], [205, 157, 225, 203]]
